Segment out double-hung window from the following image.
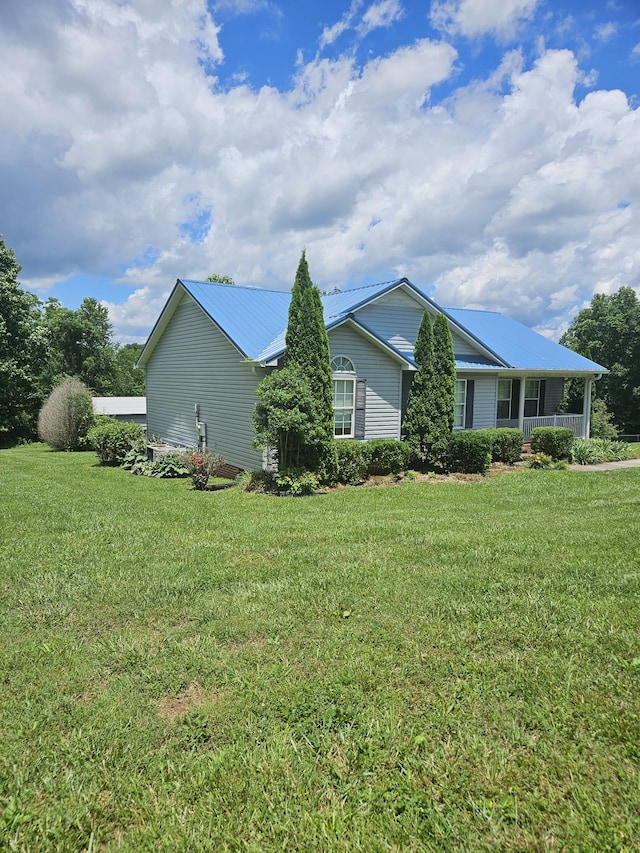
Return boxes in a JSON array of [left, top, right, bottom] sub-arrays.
[[331, 356, 355, 438], [454, 379, 466, 429], [497, 379, 512, 420], [524, 379, 541, 417]]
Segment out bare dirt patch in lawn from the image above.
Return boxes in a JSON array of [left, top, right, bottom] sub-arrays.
[[157, 682, 224, 722]]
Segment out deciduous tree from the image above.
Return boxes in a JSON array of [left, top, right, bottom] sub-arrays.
[[560, 287, 640, 434], [0, 236, 47, 444]]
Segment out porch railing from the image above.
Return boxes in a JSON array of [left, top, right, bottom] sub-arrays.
[[523, 414, 585, 440]]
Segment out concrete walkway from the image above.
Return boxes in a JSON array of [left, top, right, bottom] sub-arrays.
[[568, 458, 640, 471]]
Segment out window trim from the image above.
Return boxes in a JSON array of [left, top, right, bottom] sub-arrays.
[[331, 355, 356, 439], [524, 378, 541, 418], [454, 379, 466, 430], [497, 378, 513, 421]]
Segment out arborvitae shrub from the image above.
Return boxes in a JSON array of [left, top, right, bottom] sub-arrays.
[[88, 417, 145, 464], [475, 428, 524, 464], [37, 379, 95, 451], [366, 439, 411, 475], [335, 440, 369, 485], [530, 427, 574, 460], [446, 431, 492, 474]]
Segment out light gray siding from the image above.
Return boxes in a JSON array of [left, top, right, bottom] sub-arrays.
[[451, 331, 485, 358], [463, 375, 497, 430], [145, 294, 263, 470], [356, 288, 423, 353], [543, 377, 565, 415], [329, 324, 402, 440], [355, 287, 490, 360]]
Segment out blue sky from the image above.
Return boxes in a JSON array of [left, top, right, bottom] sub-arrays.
[[1, 0, 639, 342]]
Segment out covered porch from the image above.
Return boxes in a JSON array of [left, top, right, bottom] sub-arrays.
[[522, 413, 585, 441], [497, 375, 596, 440]]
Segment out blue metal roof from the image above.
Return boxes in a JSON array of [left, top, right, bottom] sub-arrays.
[[168, 278, 606, 375], [445, 308, 607, 372], [180, 279, 290, 359]]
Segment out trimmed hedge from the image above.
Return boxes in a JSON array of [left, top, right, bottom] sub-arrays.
[[335, 440, 369, 485], [475, 428, 524, 464], [530, 426, 574, 461], [447, 431, 492, 474], [88, 418, 146, 465], [366, 439, 411, 476]]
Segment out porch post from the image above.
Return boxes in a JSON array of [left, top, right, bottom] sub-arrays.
[[583, 378, 592, 439], [518, 376, 526, 434]]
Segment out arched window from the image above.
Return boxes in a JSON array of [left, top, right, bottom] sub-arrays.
[[331, 356, 356, 437], [331, 355, 355, 373]]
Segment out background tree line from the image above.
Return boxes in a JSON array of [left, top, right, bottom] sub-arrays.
[[1, 235, 144, 446]]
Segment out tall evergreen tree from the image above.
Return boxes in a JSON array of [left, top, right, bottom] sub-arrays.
[[402, 310, 436, 460], [282, 251, 336, 478], [430, 313, 457, 463]]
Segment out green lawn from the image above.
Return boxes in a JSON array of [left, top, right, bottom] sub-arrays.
[[1, 444, 639, 852]]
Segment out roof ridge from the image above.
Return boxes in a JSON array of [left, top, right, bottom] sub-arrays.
[[323, 278, 402, 296], [180, 278, 291, 296], [445, 306, 503, 315]]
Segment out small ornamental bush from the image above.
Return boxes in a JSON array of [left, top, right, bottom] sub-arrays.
[[234, 470, 276, 493], [180, 450, 224, 490], [38, 379, 95, 451], [590, 398, 618, 439], [366, 439, 411, 476], [88, 418, 146, 465], [275, 469, 319, 496], [149, 452, 189, 478], [446, 431, 492, 474], [530, 427, 574, 460], [476, 428, 524, 464], [335, 440, 369, 485], [528, 452, 553, 469]]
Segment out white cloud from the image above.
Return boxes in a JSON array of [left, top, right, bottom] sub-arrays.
[[357, 0, 404, 38], [0, 1, 639, 345], [319, 0, 402, 50], [594, 22, 617, 42], [319, 0, 363, 49], [429, 0, 539, 40]]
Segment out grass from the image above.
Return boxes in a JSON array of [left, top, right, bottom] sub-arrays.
[[1, 444, 639, 851]]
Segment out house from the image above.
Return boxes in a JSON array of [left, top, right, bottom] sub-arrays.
[[92, 397, 147, 429], [136, 278, 607, 471]]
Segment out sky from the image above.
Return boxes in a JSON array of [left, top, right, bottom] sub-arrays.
[[1, 0, 639, 344]]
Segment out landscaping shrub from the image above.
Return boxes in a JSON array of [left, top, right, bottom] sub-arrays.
[[528, 452, 553, 469], [446, 431, 492, 474], [234, 470, 276, 493], [590, 398, 618, 439], [148, 452, 189, 478], [275, 469, 319, 496], [88, 418, 146, 465], [571, 438, 632, 465], [37, 379, 95, 451], [366, 439, 411, 476], [335, 440, 369, 485], [530, 427, 574, 460], [180, 450, 224, 490], [476, 428, 524, 464]]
